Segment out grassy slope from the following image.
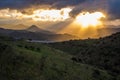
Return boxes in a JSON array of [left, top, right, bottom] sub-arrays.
[[48, 32, 120, 79], [0, 36, 114, 80]]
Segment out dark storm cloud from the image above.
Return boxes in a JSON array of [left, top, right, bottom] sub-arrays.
[[70, 0, 108, 18], [0, 0, 33, 9], [51, 0, 86, 9], [108, 0, 120, 20], [0, 0, 86, 9]]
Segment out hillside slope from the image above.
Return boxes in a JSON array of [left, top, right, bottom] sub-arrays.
[[48, 32, 120, 79], [0, 35, 114, 80]]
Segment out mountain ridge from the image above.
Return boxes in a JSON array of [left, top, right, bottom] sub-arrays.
[[0, 26, 78, 41], [26, 25, 54, 34]]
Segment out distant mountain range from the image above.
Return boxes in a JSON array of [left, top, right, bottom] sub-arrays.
[[0, 25, 120, 41], [0, 25, 78, 41], [0, 24, 27, 30], [26, 25, 55, 34], [97, 28, 120, 37]]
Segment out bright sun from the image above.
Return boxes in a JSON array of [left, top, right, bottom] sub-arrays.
[[75, 12, 106, 28]]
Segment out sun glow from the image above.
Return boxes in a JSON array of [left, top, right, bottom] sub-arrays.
[[75, 12, 106, 28]]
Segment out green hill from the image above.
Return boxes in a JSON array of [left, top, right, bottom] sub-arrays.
[[0, 35, 114, 80], [48, 32, 120, 79]]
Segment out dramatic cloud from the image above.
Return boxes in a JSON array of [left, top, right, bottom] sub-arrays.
[[0, 0, 120, 26], [108, 0, 120, 20], [1, 0, 119, 20], [0, 0, 85, 9], [0, 8, 72, 22], [70, 0, 108, 18], [0, 0, 33, 9]]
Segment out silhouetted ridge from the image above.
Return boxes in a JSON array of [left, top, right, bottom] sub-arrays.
[[27, 25, 41, 32]]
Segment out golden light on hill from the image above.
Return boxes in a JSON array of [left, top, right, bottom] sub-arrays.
[[75, 12, 106, 28]]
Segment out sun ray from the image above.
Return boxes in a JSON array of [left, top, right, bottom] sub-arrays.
[[74, 12, 106, 28]]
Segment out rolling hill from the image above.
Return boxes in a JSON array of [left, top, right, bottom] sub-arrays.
[[48, 32, 120, 79], [0, 35, 114, 80]]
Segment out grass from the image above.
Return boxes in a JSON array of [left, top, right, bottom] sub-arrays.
[[0, 36, 115, 80]]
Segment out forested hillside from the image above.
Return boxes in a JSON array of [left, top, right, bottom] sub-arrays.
[[49, 32, 120, 79]]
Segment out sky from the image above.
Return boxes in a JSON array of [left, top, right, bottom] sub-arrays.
[[0, 0, 120, 38]]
